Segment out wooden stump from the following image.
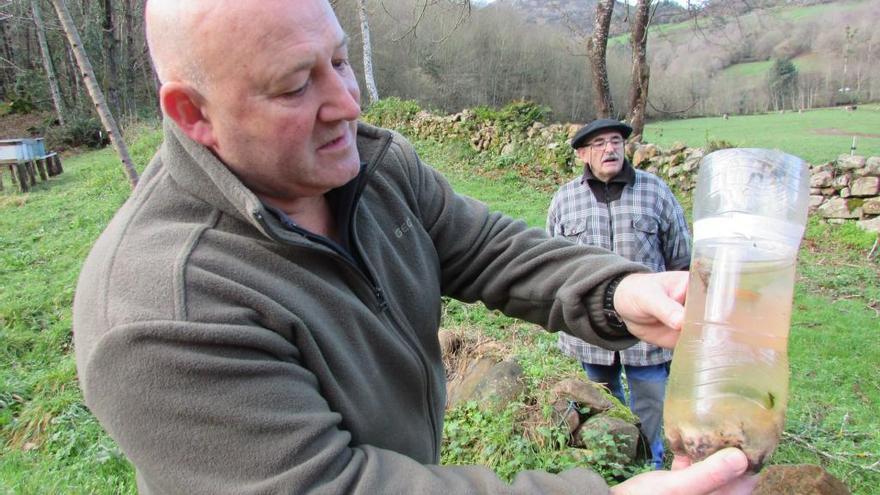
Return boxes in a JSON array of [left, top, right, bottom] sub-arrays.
[[15, 162, 30, 192], [36, 158, 49, 181], [7, 164, 17, 188], [25, 161, 37, 186], [50, 153, 63, 175]]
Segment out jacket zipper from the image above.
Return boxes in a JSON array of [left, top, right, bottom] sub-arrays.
[[252, 136, 438, 456], [604, 182, 614, 249]]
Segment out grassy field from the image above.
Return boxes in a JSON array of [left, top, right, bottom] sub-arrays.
[[1, 118, 878, 493], [645, 104, 880, 164]]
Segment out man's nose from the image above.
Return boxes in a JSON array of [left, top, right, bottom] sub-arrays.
[[320, 71, 361, 122]]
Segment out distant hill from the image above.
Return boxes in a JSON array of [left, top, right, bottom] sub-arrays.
[[484, 0, 690, 33]]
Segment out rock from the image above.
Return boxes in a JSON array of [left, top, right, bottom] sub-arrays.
[[446, 359, 525, 411], [447, 357, 495, 408], [551, 378, 614, 414], [840, 187, 851, 198], [831, 173, 851, 190], [837, 154, 866, 171], [438, 330, 462, 358], [810, 170, 834, 188], [670, 141, 687, 154], [501, 142, 517, 156], [683, 157, 701, 173], [809, 195, 825, 210], [632, 143, 659, 167], [668, 165, 684, 177], [862, 197, 880, 215], [577, 415, 640, 461], [850, 176, 880, 197], [858, 215, 880, 233], [810, 188, 822, 195], [811, 161, 834, 175], [820, 187, 836, 196], [865, 156, 880, 176], [552, 399, 582, 436], [818, 198, 862, 219], [754, 464, 850, 495]]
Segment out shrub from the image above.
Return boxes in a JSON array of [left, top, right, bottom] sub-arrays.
[[362, 97, 422, 130], [45, 116, 108, 150]]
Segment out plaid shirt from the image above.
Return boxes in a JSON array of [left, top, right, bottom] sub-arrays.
[[547, 161, 691, 366]]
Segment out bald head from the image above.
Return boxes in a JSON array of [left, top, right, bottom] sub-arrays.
[[145, 0, 231, 88]]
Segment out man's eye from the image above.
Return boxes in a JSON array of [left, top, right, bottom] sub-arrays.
[[281, 82, 309, 98], [332, 58, 350, 70]]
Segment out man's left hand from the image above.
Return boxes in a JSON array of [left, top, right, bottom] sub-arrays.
[[613, 271, 689, 349]]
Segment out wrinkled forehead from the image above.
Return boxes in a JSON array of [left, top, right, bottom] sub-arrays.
[[587, 130, 624, 144]]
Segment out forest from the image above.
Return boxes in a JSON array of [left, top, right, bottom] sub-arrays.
[[1, 0, 878, 149]]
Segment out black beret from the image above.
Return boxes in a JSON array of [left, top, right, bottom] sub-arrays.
[[571, 119, 633, 149]]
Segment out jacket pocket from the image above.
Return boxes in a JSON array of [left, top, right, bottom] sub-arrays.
[[632, 215, 659, 235], [632, 215, 663, 268], [559, 219, 587, 239]]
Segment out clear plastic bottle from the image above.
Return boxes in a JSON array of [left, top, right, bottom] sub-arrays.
[[664, 148, 810, 472]]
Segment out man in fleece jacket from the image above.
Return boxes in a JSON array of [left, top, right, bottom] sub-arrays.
[[72, 0, 757, 493]]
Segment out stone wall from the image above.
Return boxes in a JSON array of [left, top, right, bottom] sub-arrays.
[[628, 141, 880, 234], [390, 108, 880, 235]]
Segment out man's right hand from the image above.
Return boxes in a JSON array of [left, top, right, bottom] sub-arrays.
[[610, 448, 758, 495]]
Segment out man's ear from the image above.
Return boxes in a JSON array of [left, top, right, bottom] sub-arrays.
[[576, 147, 591, 165], [159, 82, 216, 147]]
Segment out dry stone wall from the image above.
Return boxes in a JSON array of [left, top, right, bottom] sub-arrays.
[[388, 108, 880, 234]]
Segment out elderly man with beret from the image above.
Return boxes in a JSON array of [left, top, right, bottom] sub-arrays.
[[548, 119, 692, 470]]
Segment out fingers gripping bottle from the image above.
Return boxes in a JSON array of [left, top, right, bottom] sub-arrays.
[[664, 149, 810, 472]]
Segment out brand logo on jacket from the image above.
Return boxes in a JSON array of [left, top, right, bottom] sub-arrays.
[[395, 216, 414, 238]]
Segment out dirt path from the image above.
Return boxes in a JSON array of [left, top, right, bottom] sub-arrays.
[[813, 127, 880, 139]]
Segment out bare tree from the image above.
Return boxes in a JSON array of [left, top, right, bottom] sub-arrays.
[[101, 0, 121, 118], [627, 0, 651, 141], [49, 0, 138, 188], [31, 0, 66, 125], [587, 0, 614, 118], [356, 0, 379, 104]]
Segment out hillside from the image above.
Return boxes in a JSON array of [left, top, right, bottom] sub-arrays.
[[485, 0, 689, 31]]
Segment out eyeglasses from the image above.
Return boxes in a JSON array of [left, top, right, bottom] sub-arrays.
[[588, 137, 624, 149]]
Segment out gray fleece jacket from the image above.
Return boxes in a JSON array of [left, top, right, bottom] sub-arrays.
[[73, 120, 646, 494]]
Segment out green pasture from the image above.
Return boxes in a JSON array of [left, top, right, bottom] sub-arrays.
[[645, 104, 880, 163], [1, 119, 878, 493], [774, 0, 870, 21]]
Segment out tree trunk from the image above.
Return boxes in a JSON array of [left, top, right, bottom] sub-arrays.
[[627, 0, 651, 142], [0, 18, 15, 99], [121, 0, 136, 118], [101, 0, 121, 119], [356, 0, 379, 105], [587, 0, 615, 119], [31, 0, 67, 126], [49, 0, 139, 188]]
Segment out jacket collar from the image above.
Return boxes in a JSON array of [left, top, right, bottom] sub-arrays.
[[160, 119, 394, 240], [581, 158, 636, 187]]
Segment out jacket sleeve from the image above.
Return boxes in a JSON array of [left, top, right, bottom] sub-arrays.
[[80, 319, 613, 495], [659, 184, 692, 271], [393, 137, 645, 349]]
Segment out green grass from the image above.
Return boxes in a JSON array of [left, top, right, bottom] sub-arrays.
[[775, 0, 869, 21], [2, 120, 878, 493], [721, 60, 774, 78], [645, 105, 880, 163], [1, 126, 161, 494]]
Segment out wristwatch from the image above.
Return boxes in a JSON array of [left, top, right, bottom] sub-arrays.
[[602, 274, 630, 336]]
